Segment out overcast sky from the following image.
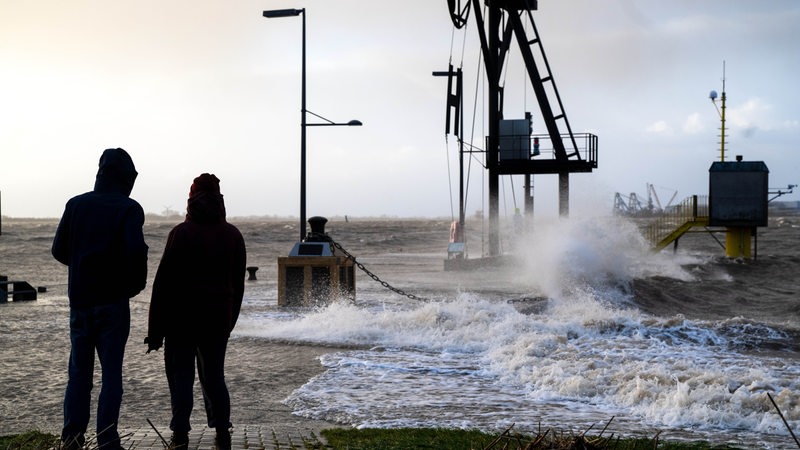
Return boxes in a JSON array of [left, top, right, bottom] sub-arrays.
[[2, 1, 798, 219]]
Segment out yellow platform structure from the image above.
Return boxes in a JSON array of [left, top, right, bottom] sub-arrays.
[[724, 227, 753, 259]]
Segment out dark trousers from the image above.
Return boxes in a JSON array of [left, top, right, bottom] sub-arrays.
[[164, 336, 231, 433], [62, 301, 130, 448]]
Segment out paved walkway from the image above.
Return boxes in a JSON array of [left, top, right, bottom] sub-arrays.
[[118, 425, 327, 449]]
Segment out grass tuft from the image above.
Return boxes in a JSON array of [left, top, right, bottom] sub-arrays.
[[0, 427, 749, 450], [0, 430, 60, 450], [320, 427, 744, 450]]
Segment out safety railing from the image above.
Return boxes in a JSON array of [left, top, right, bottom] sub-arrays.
[[529, 133, 598, 166], [498, 133, 598, 165], [644, 195, 709, 250]]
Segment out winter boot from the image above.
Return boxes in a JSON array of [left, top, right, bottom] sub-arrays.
[[168, 431, 189, 450], [215, 427, 231, 450]]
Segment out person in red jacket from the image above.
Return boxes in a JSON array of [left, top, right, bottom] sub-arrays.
[[145, 173, 246, 450]]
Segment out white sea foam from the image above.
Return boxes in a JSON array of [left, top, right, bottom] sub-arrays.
[[237, 289, 800, 443]]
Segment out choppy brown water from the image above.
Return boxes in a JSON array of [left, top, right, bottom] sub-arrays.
[[631, 215, 800, 327]]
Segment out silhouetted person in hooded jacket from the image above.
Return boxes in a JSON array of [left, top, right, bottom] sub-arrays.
[[146, 173, 246, 450], [52, 148, 148, 450]]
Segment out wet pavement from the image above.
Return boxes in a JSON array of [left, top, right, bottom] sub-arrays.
[[117, 425, 326, 449]]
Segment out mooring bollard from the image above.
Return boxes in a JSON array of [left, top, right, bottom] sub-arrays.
[[246, 266, 258, 281]]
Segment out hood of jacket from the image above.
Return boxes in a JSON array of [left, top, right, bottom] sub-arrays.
[[186, 173, 226, 224], [93, 148, 138, 196]]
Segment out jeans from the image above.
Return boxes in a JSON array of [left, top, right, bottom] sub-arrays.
[[164, 336, 231, 433], [62, 301, 130, 449]]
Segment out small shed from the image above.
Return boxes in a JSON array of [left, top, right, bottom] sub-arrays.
[[708, 160, 769, 227]]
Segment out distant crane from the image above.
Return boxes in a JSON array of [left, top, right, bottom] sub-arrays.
[[648, 183, 678, 212], [614, 184, 677, 216], [613, 192, 644, 215]]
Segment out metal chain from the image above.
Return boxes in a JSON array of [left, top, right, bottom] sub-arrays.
[[331, 240, 429, 302]]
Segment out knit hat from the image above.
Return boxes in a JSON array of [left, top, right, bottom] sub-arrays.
[[189, 173, 220, 198]]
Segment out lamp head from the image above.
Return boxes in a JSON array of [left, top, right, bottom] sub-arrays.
[[263, 8, 303, 18], [709, 90, 718, 101], [347, 120, 363, 126]]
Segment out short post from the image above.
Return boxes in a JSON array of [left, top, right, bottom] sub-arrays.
[[0, 275, 7, 303], [246, 266, 258, 281]]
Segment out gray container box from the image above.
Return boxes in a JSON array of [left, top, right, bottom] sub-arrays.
[[708, 160, 769, 227], [499, 119, 531, 161]]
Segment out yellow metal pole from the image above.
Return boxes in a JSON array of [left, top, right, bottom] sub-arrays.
[[725, 227, 751, 259], [720, 84, 726, 162]]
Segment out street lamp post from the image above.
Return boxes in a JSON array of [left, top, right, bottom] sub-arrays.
[[263, 8, 361, 241]]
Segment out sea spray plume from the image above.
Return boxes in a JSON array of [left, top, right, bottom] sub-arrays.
[[513, 215, 700, 302]]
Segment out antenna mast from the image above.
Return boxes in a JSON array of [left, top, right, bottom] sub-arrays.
[[720, 61, 727, 162]]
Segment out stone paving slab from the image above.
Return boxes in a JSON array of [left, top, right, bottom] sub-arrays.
[[118, 425, 326, 449]]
